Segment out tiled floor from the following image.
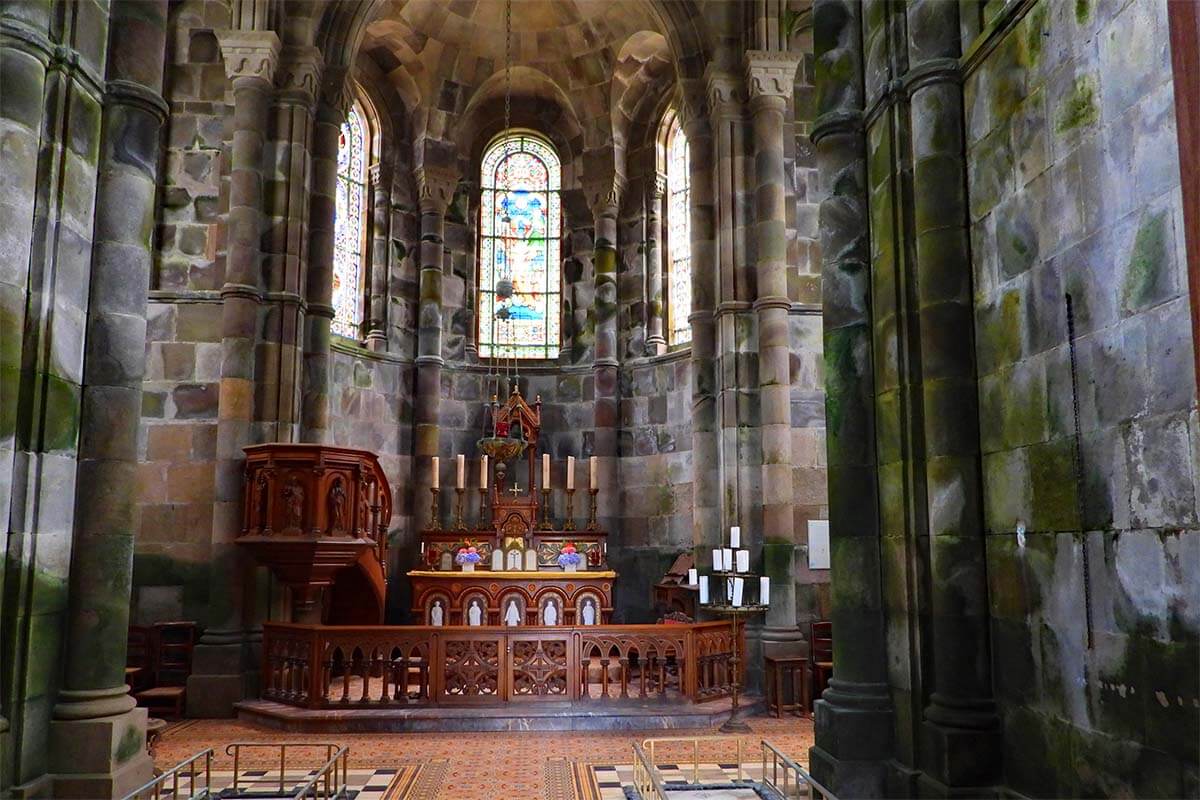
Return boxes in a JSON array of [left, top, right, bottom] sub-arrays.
[[154, 713, 815, 799]]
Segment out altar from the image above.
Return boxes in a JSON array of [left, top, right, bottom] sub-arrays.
[[408, 384, 618, 627]]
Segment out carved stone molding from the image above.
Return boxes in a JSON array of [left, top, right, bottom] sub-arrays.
[[416, 165, 460, 215], [704, 69, 747, 118], [652, 171, 667, 200], [584, 174, 626, 219], [216, 29, 281, 85], [745, 50, 801, 103], [319, 65, 353, 118], [277, 45, 322, 104]]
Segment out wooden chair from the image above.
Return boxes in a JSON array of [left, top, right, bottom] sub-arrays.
[[135, 622, 197, 719], [126, 625, 153, 693], [810, 621, 833, 711]]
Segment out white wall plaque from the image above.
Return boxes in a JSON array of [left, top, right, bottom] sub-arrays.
[[808, 520, 831, 569]]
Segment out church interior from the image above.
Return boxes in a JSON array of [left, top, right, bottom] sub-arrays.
[[1, 0, 1197, 797]]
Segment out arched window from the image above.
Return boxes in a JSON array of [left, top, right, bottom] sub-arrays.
[[665, 116, 691, 345], [478, 131, 561, 359], [332, 104, 367, 339]]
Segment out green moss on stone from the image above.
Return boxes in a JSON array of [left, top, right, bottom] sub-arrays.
[[1074, 0, 1090, 24], [37, 373, 81, 452], [1019, 2, 1048, 68], [115, 725, 142, 762], [1056, 76, 1098, 133], [1121, 211, 1168, 313]]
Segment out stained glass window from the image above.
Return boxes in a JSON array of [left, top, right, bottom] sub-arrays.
[[332, 105, 367, 339], [666, 116, 691, 345], [478, 131, 561, 359]]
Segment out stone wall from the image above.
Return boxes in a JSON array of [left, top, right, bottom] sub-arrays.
[[966, 0, 1197, 794]]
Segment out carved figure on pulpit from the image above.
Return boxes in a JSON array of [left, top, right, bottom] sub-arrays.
[[543, 599, 558, 626], [506, 548, 523, 571], [430, 600, 444, 626], [468, 599, 483, 626], [328, 477, 347, 534], [504, 599, 522, 626], [581, 598, 596, 626], [283, 476, 304, 532]]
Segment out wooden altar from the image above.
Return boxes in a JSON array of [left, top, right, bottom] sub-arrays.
[[410, 385, 616, 625]]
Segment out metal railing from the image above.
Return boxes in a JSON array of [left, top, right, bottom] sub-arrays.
[[224, 742, 349, 798], [121, 748, 212, 800], [761, 740, 837, 800], [631, 742, 670, 800], [641, 734, 747, 785]]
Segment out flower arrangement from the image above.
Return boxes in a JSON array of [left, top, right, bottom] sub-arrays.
[[455, 546, 482, 566], [557, 543, 582, 569]]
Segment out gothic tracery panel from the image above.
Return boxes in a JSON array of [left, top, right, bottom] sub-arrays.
[[332, 105, 367, 339]]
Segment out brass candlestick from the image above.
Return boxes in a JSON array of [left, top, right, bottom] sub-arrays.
[[453, 487, 467, 531], [540, 488, 553, 529], [424, 487, 440, 531], [586, 488, 599, 530], [563, 488, 576, 530], [478, 487, 489, 528]]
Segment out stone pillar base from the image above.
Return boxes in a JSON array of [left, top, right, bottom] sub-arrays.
[[810, 690, 894, 798], [809, 744, 888, 799], [186, 640, 259, 717], [918, 718, 1002, 792], [48, 707, 153, 799]]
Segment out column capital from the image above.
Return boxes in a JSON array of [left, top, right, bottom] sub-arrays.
[[744, 50, 801, 104], [651, 171, 667, 200], [216, 29, 281, 86], [704, 68, 747, 118], [318, 65, 353, 119], [584, 173, 625, 219], [276, 45, 322, 105], [416, 165, 459, 215], [368, 160, 391, 187]]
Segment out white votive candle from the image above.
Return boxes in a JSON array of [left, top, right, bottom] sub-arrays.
[[736, 549, 749, 573], [712, 548, 722, 571], [589, 456, 598, 488], [542, 453, 551, 489], [480, 455, 489, 489], [431, 456, 439, 489], [687, 568, 698, 586], [456, 454, 465, 489], [567, 456, 575, 490], [698, 576, 709, 604], [732, 577, 745, 607], [760, 576, 770, 605], [722, 548, 733, 572], [730, 525, 741, 549]]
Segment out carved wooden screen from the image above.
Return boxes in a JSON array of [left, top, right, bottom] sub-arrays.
[[439, 633, 503, 702], [508, 633, 571, 700]]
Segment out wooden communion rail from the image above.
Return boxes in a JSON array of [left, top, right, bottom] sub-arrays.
[[261, 620, 741, 708]]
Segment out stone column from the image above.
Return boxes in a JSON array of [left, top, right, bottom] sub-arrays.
[[808, 0, 893, 795], [585, 176, 623, 527], [189, 29, 278, 717], [301, 68, 348, 444], [413, 166, 457, 529], [263, 46, 320, 442], [644, 173, 667, 355], [746, 52, 803, 653], [905, 0, 999, 790], [366, 160, 391, 350], [48, 0, 168, 793], [681, 109, 721, 559]]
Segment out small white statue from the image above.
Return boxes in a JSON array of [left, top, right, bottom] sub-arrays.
[[543, 600, 558, 626], [467, 599, 483, 626], [504, 599, 522, 626], [581, 599, 596, 626], [506, 548, 523, 571], [430, 600, 444, 626]]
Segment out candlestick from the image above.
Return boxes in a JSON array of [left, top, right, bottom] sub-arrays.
[[564, 488, 576, 530], [542, 453, 550, 490], [480, 454, 489, 489], [478, 486, 488, 527], [730, 525, 741, 549], [586, 488, 599, 530], [566, 456, 575, 490], [589, 456, 597, 489], [453, 487, 467, 531], [540, 488, 553, 529], [456, 454, 465, 489], [424, 486, 440, 531], [431, 456, 439, 489]]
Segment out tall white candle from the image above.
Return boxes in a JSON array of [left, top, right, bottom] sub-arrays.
[[456, 454, 465, 489], [736, 549, 749, 573], [712, 548, 722, 571], [687, 568, 698, 586], [760, 576, 770, 605], [566, 456, 575, 490], [732, 577, 745, 606], [542, 453, 551, 489], [730, 525, 741, 549], [589, 456, 598, 488], [431, 456, 439, 489], [698, 575, 709, 604], [722, 548, 733, 572], [480, 455, 489, 489]]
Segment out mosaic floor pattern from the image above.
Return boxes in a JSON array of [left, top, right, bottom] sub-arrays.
[[153, 713, 814, 800]]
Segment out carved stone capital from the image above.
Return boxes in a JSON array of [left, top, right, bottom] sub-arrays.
[[368, 161, 391, 188], [416, 165, 459, 215], [704, 69, 746, 118], [584, 174, 625, 219], [745, 50, 801, 104], [319, 65, 353, 119], [216, 29, 280, 86], [652, 171, 667, 199], [276, 45, 322, 104]]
